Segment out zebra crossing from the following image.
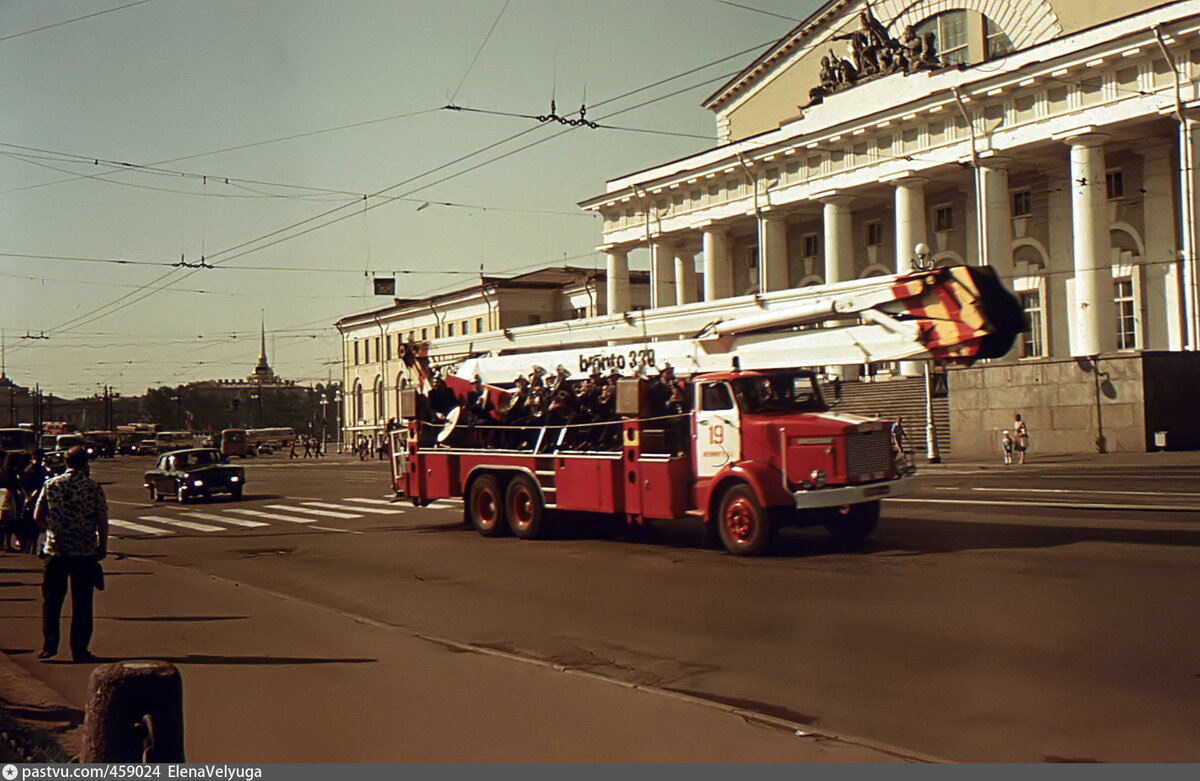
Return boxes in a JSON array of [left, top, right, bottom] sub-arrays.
[[108, 496, 462, 539]]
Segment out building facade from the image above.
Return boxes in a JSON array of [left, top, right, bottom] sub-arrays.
[[578, 0, 1200, 455], [335, 267, 649, 443]]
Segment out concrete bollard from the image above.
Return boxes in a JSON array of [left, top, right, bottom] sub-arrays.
[[82, 661, 185, 763]]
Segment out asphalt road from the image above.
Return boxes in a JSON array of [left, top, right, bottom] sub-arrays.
[[17, 452, 1200, 761]]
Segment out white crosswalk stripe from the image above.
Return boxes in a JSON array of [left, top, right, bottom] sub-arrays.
[[301, 501, 402, 515], [226, 508, 318, 524], [182, 511, 269, 528], [426, 500, 461, 509], [140, 514, 225, 532], [265, 504, 361, 519], [343, 498, 399, 506], [109, 519, 173, 536]]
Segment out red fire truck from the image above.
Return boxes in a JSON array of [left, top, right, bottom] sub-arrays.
[[389, 266, 1023, 555]]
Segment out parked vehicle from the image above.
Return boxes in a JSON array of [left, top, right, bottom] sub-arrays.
[[144, 448, 246, 503]]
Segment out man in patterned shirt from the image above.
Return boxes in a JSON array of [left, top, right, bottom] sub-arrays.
[[33, 446, 109, 662]]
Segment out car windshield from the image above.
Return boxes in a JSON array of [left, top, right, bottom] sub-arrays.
[[733, 374, 825, 414]]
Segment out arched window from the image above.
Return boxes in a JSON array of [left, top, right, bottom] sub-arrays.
[[353, 381, 364, 422], [373, 376, 385, 422], [914, 11, 1012, 66], [395, 374, 406, 417]]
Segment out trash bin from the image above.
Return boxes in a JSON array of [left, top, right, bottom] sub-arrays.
[[1154, 431, 1168, 450]]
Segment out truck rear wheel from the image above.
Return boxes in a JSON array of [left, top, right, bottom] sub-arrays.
[[824, 501, 880, 545], [717, 485, 775, 556], [467, 474, 507, 537], [506, 475, 545, 539]]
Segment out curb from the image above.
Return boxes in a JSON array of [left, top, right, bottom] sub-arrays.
[[0, 648, 83, 758]]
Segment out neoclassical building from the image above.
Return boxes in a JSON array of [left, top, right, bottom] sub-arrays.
[[579, 0, 1200, 455]]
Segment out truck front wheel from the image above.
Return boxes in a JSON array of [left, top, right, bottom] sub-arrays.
[[824, 501, 880, 545], [468, 474, 508, 537], [506, 475, 545, 539], [717, 485, 775, 556]]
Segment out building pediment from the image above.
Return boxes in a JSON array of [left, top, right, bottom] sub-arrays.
[[705, 0, 1067, 142]]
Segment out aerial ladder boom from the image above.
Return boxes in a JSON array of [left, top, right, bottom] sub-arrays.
[[454, 266, 1024, 384]]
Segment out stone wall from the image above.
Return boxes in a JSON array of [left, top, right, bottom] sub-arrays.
[[948, 354, 1149, 458]]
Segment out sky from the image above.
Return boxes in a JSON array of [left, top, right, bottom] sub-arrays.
[[1, 0, 815, 397]]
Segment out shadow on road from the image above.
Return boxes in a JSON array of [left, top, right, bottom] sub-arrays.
[[104, 615, 251, 623], [44, 654, 377, 666]]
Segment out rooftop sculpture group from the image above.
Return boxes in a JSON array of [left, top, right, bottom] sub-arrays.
[[807, 8, 942, 106]]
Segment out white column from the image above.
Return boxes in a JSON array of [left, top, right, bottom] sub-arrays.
[[1178, 116, 1200, 350], [703, 227, 733, 301], [760, 214, 791, 292], [893, 177, 927, 274], [1066, 133, 1114, 356], [1133, 140, 1174, 351], [650, 239, 676, 309], [821, 195, 859, 380], [674, 249, 697, 305], [977, 159, 1013, 275], [821, 195, 854, 284], [605, 248, 630, 315]]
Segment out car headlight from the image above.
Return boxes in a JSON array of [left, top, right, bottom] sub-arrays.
[[192, 479, 204, 487], [230, 476, 240, 482], [810, 469, 827, 488]]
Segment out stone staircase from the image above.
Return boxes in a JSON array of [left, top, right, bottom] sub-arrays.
[[820, 376, 951, 458]]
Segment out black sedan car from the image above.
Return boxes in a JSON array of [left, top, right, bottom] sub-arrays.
[[144, 448, 246, 503]]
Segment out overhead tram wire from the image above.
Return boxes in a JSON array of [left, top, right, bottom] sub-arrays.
[[28, 65, 743, 341], [0, 0, 159, 43], [449, 0, 512, 105], [711, 0, 803, 23], [1, 145, 597, 215], [19, 41, 779, 342], [0, 107, 441, 196]]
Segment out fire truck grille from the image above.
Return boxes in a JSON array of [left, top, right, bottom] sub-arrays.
[[845, 430, 893, 476]]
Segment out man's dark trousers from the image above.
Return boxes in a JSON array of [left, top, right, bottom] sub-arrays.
[[41, 556, 98, 657]]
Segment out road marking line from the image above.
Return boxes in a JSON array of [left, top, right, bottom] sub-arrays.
[[139, 515, 225, 532], [888, 497, 1200, 512], [265, 504, 361, 519], [344, 497, 400, 506], [300, 501, 402, 515], [226, 508, 318, 524], [109, 519, 173, 535], [181, 511, 269, 528], [426, 500, 461, 509], [936, 487, 1200, 498], [311, 525, 363, 535]]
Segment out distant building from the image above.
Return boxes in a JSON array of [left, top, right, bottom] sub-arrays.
[[334, 266, 650, 442]]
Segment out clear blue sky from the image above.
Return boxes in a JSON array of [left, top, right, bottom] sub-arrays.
[[1, 0, 812, 396]]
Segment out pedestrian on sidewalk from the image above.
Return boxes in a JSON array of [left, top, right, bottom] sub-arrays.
[[33, 446, 108, 662], [19, 449, 49, 554], [1000, 430, 1014, 465], [1013, 412, 1029, 465]]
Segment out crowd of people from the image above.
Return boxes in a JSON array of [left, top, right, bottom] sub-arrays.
[[417, 365, 692, 452], [0, 448, 50, 554]]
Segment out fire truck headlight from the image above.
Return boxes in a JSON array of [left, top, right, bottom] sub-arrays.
[[192, 479, 204, 487], [810, 469, 827, 488]]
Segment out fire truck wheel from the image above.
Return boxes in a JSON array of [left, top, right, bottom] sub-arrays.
[[717, 484, 775, 556], [467, 474, 508, 537], [824, 501, 880, 544], [506, 475, 545, 540]]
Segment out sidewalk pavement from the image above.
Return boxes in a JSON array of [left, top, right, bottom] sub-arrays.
[[913, 449, 1200, 471], [0, 552, 939, 763]]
